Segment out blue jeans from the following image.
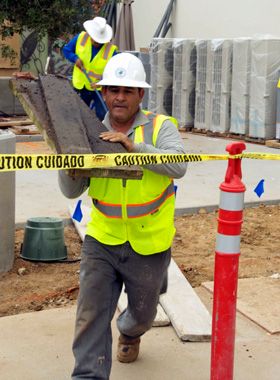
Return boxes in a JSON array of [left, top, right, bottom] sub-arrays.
[[76, 87, 107, 121], [71, 236, 171, 380]]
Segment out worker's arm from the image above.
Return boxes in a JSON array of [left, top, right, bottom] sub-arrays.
[[100, 120, 187, 178], [62, 34, 80, 64], [132, 119, 187, 178], [58, 170, 89, 199]]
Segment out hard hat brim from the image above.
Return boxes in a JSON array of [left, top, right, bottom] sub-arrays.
[[97, 78, 151, 88]]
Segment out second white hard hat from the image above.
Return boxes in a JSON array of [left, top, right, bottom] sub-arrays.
[[97, 52, 151, 88], [83, 17, 112, 44]]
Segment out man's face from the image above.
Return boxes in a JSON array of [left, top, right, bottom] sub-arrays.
[[90, 38, 101, 48], [102, 86, 144, 124]]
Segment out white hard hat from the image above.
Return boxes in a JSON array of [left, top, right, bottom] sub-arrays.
[[83, 17, 112, 44], [97, 52, 151, 88]]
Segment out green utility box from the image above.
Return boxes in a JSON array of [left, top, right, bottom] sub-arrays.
[[21, 217, 67, 261]]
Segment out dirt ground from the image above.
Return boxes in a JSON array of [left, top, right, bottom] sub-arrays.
[[1, 203, 280, 317]]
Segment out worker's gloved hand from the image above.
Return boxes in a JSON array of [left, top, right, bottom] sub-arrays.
[[100, 132, 135, 152], [90, 83, 99, 90], [75, 58, 84, 70]]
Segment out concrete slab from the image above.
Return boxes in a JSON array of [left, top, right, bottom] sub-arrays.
[[0, 288, 280, 380], [202, 277, 280, 334], [159, 259, 211, 341], [118, 289, 170, 327]]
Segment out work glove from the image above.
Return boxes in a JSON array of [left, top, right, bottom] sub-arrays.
[[75, 58, 84, 70]]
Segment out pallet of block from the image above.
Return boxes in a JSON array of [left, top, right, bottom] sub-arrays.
[[0, 116, 40, 135], [9, 124, 40, 135], [0, 116, 33, 128], [265, 139, 280, 149]]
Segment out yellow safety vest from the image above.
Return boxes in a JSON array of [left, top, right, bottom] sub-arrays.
[[72, 31, 117, 90], [86, 111, 178, 255]]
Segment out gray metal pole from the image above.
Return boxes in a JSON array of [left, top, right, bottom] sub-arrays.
[[0, 130, 16, 273], [153, 0, 175, 38], [161, 22, 172, 38]]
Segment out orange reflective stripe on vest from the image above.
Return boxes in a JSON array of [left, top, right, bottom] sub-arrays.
[[80, 32, 90, 46], [87, 70, 103, 81], [127, 182, 175, 217], [92, 199, 122, 218], [93, 182, 175, 219], [103, 43, 113, 60]]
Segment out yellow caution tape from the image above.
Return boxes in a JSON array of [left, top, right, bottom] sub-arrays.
[[242, 152, 280, 160], [0, 152, 280, 172], [0, 153, 229, 172]]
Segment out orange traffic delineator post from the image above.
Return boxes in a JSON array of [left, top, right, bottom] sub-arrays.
[[210, 142, 246, 380]]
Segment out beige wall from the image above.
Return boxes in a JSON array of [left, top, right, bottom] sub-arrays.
[[0, 33, 20, 76], [133, 0, 172, 49], [133, 0, 280, 49]]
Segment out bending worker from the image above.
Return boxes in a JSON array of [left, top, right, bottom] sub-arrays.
[[62, 16, 118, 121], [58, 52, 187, 380]]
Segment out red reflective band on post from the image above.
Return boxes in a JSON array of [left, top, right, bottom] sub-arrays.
[[217, 209, 243, 235]]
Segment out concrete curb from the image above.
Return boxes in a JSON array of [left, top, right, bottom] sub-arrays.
[[175, 198, 280, 216], [15, 199, 280, 229]]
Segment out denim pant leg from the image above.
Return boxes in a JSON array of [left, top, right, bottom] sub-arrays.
[[75, 87, 106, 121], [117, 246, 171, 338], [72, 236, 122, 380], [75, 87, 94, 108], [91, 91, 107, 121]]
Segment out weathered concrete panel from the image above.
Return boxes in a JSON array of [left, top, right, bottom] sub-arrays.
[[10, 75, 142, 179]]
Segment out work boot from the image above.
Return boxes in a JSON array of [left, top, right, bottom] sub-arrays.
[[117, 334, 141, 363]]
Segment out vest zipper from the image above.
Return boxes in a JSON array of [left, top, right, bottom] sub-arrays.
[[121, 179, 128, 218], [121, 179, 128, 238]]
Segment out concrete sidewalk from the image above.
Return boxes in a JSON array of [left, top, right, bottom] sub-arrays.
[[2, 132, 280, 379], [1, 287, 280, 380]]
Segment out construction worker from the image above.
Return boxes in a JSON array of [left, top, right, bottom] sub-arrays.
[[62, 16, 118, 121], [58, 52, 187, 380]]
